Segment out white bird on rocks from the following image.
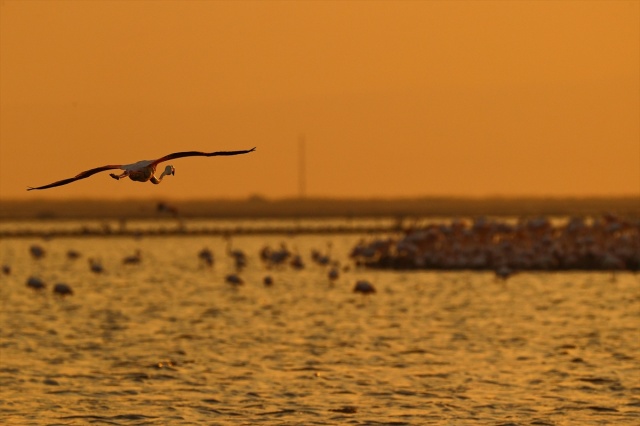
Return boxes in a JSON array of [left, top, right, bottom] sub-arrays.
[[27, 147, 256, 190]]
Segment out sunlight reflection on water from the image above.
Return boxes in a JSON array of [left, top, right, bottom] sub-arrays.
[[0, 225, 639, 425]]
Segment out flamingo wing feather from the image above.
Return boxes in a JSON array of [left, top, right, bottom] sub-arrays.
[[152, 147, 256, 165], [27, 165, 122, 191]]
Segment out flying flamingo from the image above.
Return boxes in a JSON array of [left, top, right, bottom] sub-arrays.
[[27, 147, 256, 190]]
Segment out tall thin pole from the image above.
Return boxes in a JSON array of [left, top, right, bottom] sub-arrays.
[[298, 134, 306, 199]]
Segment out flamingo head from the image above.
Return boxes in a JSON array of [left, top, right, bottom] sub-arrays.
[[164, 165, 175, 176]]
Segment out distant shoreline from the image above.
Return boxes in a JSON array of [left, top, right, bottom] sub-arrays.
[[1, 196, 638, 221]]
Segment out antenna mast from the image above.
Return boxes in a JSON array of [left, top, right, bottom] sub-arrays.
[[298, 134, 306, 199]]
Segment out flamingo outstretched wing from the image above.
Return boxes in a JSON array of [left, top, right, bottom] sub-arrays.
[[27, 165, 122, 191], [27, 147, 256, 190], [151, 147, 256, 166]]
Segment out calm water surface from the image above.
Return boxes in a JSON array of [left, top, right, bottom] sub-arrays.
[[1, 227, 639, 425]]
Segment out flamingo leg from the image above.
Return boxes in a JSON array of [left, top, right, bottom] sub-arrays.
[[110, 171, 129, 180]]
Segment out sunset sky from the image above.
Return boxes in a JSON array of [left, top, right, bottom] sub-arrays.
[[1, 0, 638, 200]]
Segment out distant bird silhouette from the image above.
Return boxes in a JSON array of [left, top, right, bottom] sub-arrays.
[[157, 201, 179, 217], [290, 254, 305, 270], [53, 283, 73, 297], [494, 265, 514, 281], [198, 247, 214, 267], [328, 266, 340, 284], [89, 258, 105, 274], [2, 264, 10, 275], [353, 280, 376, 295], [26, 276, 46, 291], [311, 242, 333, 266], [66, 249, 81, 260], [29, 244, 46, 260], [226, 236, 247, 270], [260, 243, 291, 268], [122, 250, 142, 265], [263, 275, 274, 286], [225, 274, 244, 287], [27, 147, 256, 190]]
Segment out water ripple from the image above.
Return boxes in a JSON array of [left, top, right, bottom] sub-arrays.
[[1, 234, 639, 425]]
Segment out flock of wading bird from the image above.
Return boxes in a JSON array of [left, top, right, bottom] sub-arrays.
[[351, 214, 640, 278], [4, 213, 638, 299], [7, 235, 376, 299]]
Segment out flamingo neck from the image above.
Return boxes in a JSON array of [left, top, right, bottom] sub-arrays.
[[158, 168, 172, 181]]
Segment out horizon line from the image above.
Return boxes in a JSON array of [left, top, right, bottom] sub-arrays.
[[2, 194, 639, 203]]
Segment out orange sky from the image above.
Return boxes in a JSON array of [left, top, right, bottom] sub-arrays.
[[1, 0, 638, 200]]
